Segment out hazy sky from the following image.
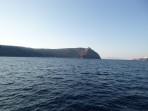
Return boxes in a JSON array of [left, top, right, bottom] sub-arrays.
[[0, 0, 148, 59]]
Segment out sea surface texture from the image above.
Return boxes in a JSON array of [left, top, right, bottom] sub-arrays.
[[0, 57, 148, 111]]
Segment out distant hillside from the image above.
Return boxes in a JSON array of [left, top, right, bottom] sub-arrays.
[[0, 45, 101, 59]]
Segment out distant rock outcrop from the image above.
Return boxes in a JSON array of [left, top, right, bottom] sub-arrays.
[[133, 57, 148, 61], [0, 45, 101, 59]]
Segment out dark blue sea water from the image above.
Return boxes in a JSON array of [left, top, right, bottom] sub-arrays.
[[0, 57, 148, 111]]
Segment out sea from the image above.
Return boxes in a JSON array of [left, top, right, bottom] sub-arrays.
[[0, 57, 148, 111]]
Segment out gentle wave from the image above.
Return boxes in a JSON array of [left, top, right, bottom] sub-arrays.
[[0, 57, 148, 111]]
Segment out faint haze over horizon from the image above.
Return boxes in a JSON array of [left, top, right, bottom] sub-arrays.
[[0, 0, 148, 59]]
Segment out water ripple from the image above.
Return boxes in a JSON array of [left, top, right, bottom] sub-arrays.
[[0, 57, 148, 111]]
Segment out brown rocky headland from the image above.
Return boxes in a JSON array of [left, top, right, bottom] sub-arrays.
[[0, 45, 101, 59]]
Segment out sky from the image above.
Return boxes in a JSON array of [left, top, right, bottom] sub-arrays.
[[0, 0, 148, 59]]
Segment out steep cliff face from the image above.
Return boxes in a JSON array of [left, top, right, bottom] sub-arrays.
[[74, 48, 100, 59], [0, 45, 101, 59], [79, 48, 101, 59]]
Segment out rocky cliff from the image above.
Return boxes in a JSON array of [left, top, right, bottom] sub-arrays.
[[0, 45, 101, 59]]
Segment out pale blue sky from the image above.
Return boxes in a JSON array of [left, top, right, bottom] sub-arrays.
[[0, 0, 148, 59]]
